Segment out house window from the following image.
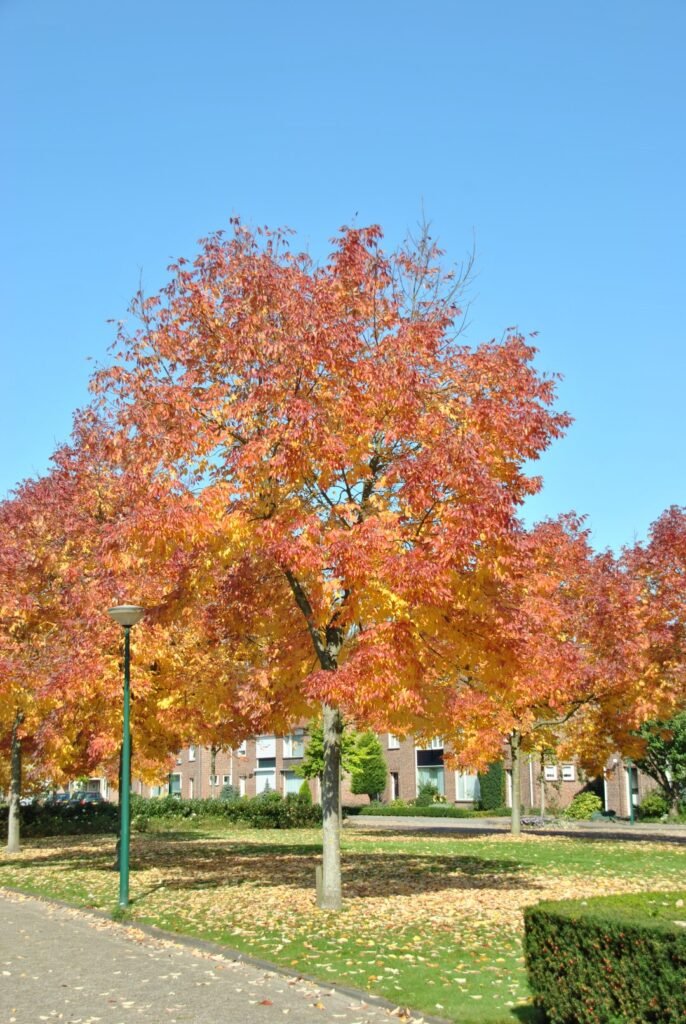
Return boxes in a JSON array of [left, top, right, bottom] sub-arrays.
[[417, 765, 445, 795], [418, 737, 444, 751], [282, 770, 302, 795], [169, 773, 181, 796], [209, 774, 219, 787], [561, 764, 576, 782], [388, 734, 400, 750], [150, 785, 162, 798], [236, 740, 247, 756], [544, 765, 558, 781], [188, 745, 196, 762], [255, 757, 277, 793], [390, 771, 400, 800], [256, 735, 276, 758], [282, 732, 305, 758], [455, 772, 480, 802], [222, 775, 231, 785], [188, 777, 195, 798]]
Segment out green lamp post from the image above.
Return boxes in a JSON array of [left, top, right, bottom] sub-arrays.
[[108, 604, 145, 907]]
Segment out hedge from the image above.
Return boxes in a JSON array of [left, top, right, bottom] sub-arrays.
[[130, 792, 322, 829], [477, 760, 505, 811], [524, 891, 686, 1024], [358, 804, 472, 818], [0, 801, 119, 837]]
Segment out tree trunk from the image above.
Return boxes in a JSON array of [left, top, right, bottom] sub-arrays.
[[319, 702, 343, 910], [6, 711, 24, 854], [539, 753, 546, 818], [510, 730, 522, 837]]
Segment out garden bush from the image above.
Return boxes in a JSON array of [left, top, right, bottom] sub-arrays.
[[358, 803, 471, 818], [639, 789, 670, 819], [128, 791, 322, 829], [524, 891, 686, 1023], [477, 760, 505, 811], [414, 781, 443, 806], [0, 800, 119, 837], [562, 792, 603, 820]]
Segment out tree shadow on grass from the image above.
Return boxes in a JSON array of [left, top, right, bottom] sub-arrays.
[[5, 836, 543, 901]]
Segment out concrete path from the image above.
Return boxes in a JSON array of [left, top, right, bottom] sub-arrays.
[[0, 892, 419, 1024], [345, 814, 686, 842]]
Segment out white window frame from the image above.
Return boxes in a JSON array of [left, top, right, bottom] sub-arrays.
[[282, 732, 305, 758], [561, 764, 576, 782], [388, 733, 400, 750], [222, 774, 231, 785], [544, 765, 558, 782], [188, 745, 196, 762], [281, 769, 302, 795], [455, 771, 480, 802], [236, 740, 247, 757], [256, 735, 276, 758], [209, 774, 219, 787]]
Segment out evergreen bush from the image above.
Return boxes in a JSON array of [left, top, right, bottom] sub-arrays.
[[477, 761, 505, 810], [524, 891, 686, 1023]]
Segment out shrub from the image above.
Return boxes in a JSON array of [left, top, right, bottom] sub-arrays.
[[220, 783, 240, 802], [477, 761, 505, 811], [0, 800, 119, 838], [298, 780, 313, 804], [414, 781, 440, 807], [562, 792, 602, 820], [359, 804, 471, 818], [639, 789, 671, 820], [524, 891, 686, 1023]]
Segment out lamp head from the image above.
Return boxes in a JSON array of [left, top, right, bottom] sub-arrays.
[[108, 605, 145, 628]]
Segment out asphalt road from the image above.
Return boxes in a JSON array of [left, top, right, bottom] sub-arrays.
[[0, 892, 418, 1024], [344, 814, 686, 842]]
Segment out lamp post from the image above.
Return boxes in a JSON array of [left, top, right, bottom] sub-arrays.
[[108, 604, 145, 907]]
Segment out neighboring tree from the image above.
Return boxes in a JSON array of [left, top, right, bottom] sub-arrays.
[[634, 712, 686, 813], [350, 731, 388, 800], [443, 516, 650, 836], [91, 220, 570, 907], [296, 719, 359, 782]]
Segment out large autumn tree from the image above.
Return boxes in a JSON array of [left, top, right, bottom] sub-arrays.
[[92, 221, 569, 907]]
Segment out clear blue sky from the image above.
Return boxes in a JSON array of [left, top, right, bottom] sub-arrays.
[[3, 0, 684, 551]]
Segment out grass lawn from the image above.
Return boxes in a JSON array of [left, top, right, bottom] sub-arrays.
[[1, 822, 685, 1023]]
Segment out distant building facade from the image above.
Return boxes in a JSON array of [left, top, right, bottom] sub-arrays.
[[82, 729, 659, 817]]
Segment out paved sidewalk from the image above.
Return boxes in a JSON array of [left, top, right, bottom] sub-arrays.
[[0, 892, 419, 1024]]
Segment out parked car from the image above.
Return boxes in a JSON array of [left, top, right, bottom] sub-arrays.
[[70, 791, 106, 806]]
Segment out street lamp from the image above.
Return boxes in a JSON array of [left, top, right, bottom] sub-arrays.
[[108, 604, 145, 907]]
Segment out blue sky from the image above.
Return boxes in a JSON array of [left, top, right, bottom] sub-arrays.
[[2, 0, 684, 551]]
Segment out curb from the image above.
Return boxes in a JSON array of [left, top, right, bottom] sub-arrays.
[[0, 886, 451, 1024]]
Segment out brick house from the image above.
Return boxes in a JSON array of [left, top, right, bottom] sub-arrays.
[[86, 729, 659, 817]]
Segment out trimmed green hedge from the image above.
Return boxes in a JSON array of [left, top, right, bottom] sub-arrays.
[[524, 891, 686, 1023], [130, 792, 322, 829], [0, 801, 119, 837], [477, 760, 505, 811], [358, 804, 472, 818]]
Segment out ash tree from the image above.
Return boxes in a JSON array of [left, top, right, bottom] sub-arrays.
[[92, 219, 568, 908]]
